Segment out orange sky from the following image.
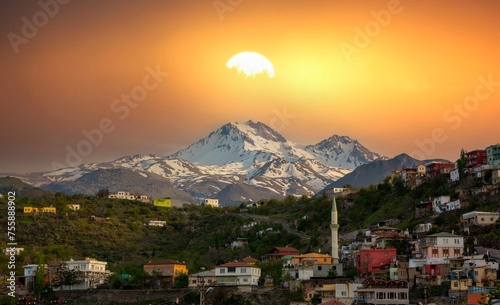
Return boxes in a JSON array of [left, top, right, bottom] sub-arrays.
[[1, 0, 499, 173]]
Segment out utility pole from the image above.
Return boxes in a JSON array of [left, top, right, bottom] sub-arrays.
[[198, 275, 205, 305]]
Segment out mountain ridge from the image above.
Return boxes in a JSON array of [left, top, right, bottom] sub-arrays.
[[9, 121, 384, 205]]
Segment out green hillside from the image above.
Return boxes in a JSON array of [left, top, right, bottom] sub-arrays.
[[0, 174, 499, 291]]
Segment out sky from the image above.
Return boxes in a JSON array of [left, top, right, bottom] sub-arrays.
[[1, 0, 499, 173]]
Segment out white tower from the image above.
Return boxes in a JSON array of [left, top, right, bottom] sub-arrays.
[[330, 195, 339, 263]]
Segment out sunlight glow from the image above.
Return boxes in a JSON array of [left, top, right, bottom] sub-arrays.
[[226, 51, 275, 78]]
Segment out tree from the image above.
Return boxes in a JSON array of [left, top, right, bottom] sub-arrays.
[[52, 262, 83, 290], [174, 272, 188, 288], [96, 188, 110, 198], [34, 254, 46, 301], [458, 149, 468, 180], [327, 266, 338, 278]]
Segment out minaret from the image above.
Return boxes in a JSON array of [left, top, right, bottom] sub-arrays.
[[330, 194, 339, 264]]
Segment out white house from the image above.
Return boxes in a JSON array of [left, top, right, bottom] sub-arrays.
[[67, 204, 80, 211], [414, 223, 433, 234], [22, 264, 47, 291], [431, 196, 460, 213], [419, 232, 464, 259], [57, 258, 111, 290], [215, 261, 260, 286], [450, 168, 460, 182], [108, 191, 149, 203], [204, 198, 219, 207], [146, 220, 167, 227]]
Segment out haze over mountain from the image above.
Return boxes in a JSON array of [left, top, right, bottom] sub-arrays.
[[12, 121, 384, 205]]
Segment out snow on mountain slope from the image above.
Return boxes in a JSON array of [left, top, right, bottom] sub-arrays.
[[21, 120, 384, 205]]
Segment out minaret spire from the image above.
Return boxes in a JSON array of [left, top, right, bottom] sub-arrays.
[[330, 194, 339, 263]]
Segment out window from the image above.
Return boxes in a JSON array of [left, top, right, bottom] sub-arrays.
[[444, 239, 448, 244], [318, 266, 322, 271], [220, 269, 225, 274], [443, 248, 449, 256], [240, 268, 246, 273], [243, 278, 248, 282], [481, 218, 485, 221], [341, 291, 346, 296], [388, 292, 396, 299], [454, 282, 458, 287], [399, 292, 407, 300], [228, 267, 236, 273], [377, 292, 385, 299], [432, 248, 438, 257], [192, 280, 196, 284]]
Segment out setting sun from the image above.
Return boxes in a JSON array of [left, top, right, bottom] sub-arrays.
[[226, 51, 275, 78]]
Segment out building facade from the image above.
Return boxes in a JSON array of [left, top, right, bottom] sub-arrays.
[[204, 198, 219, 207], [215, 261, 260, 286], [153, 198, 172, 207], [356, 249, 397, 275], [486, 144, 500, 168], [419, 232, 464, 259], [466, 150, 487, 169]]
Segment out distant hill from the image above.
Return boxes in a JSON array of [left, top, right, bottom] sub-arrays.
[[0, 176, 50, 197], [326, 153, 444, 188]]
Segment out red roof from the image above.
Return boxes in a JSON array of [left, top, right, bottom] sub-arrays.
[[241, 257, 259, 263], [272, 247, 300, 254], [217, 261, 255, 268]]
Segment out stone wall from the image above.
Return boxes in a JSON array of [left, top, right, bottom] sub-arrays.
[[55, 289, 187, 303]]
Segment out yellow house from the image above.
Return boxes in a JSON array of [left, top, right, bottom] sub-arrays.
[[143, 259, 187, 286], [293, 253, 334, 266], [24, 206, 56, 214], [153, 198, 171, 208], [23, 207, 39, 213], [41, 207, 57, 214]]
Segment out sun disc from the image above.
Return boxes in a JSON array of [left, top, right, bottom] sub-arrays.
[[226, 51, 275, 78]]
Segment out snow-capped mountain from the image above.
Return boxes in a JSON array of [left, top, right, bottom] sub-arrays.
[[19, 120, 384, 205]]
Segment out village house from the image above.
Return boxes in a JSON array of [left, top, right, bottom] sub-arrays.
[[188, 269, 216, 288], [461, 211, 500, 233], [261, 246, 300, 261], [203, 198, 219, 207], [143, 259, 188, 287], [283, 252, 343, 280], [356, 248, 397, 276], [108, 191, 149, 203], [57, 258, 111, 290], [486, 144, 500, 168], [215, 261, 260, 286], [354, 279, 409, 305], [23, 206, 57, 214]]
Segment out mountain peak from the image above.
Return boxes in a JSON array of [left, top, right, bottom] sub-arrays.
[[240, 120, 286, 143]]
